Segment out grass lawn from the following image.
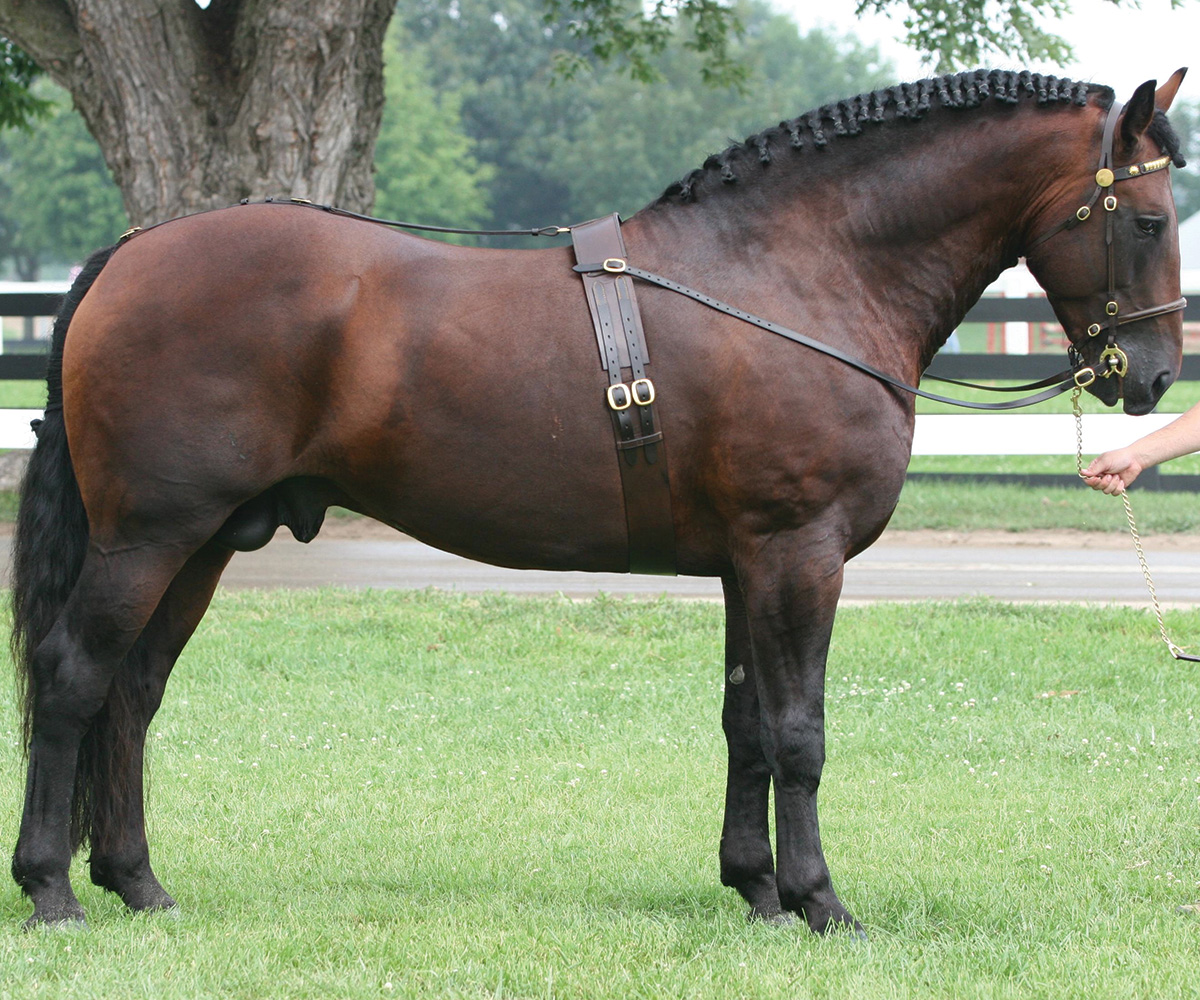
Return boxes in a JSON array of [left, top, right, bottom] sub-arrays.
[[2, 591, 1200, 998]]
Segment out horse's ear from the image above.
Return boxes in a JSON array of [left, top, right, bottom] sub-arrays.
[[1118, 79, 1158, 153], [1155, 67, 1188, 111]]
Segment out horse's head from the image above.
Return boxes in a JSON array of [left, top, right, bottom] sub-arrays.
[[1024, 69, 1188, 415]]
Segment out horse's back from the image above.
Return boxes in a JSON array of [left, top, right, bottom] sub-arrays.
[[62, 205, 632, 567]]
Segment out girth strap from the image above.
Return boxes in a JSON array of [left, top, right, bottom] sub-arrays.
[[572, 215, 676, 575]]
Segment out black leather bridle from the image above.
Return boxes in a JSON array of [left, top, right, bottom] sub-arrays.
[[1025, 99, 1188, 388]]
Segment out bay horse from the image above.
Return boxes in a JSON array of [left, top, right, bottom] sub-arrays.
[[10, 68, 1189, 931]]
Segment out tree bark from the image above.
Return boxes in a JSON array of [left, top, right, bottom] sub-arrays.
[[0, 0, 394, 227]]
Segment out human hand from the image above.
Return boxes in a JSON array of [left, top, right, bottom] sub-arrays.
[[1082, 447, 1143, 495]]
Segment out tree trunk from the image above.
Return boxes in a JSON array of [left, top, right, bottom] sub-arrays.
[[0, 0, 394, 227]]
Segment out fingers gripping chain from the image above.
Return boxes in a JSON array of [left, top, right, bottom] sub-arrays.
[[1074, 389, 1200, 662]]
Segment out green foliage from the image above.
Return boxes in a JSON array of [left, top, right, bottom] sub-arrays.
[[858, 0, 1081, 70], [372, 27, 494, 234], [0, 37, 50, 131], [403, 0, 893, 230], [0, 82, 126, 278], [544, 0, 746, 88]]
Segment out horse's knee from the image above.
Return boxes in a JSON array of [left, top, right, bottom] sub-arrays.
[[762, 717, 825, 793]]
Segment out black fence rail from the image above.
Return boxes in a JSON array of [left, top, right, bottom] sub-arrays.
[[4, 289, 1200, 490]]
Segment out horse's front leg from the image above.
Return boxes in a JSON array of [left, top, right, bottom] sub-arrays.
[[736, 531, 860, 935], [718, 576, 783, 920]]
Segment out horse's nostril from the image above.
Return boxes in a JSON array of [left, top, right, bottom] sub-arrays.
[[1152, 370, 1173, 400]]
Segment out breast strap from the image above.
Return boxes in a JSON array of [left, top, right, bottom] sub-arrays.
[[571, 215, 676, 576]]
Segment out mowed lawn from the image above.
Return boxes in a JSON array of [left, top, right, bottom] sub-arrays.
[[2, 591, 1200, 998]]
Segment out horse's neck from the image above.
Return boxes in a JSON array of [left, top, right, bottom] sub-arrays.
[[631, 107, 1080, 377]]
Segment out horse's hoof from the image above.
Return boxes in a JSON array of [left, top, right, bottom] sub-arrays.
[[124, 890, 177, 914], [748, 906, 795, 926], [23, 911, 88, 932]]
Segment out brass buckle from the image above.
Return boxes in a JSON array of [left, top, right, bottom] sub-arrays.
[[602, 258, 627, 273], [1099, 345, 1129, 379], [118, 226, 143, 241], [1087, 323, 1102, 337], [1076, 205, 1091, 222], [1074, 367, 1096, 388], [1106, 301, 1119, 316], [1104, 195, 1118, 212], [606, 383, 632, 410], [631, 378, 655, 406]]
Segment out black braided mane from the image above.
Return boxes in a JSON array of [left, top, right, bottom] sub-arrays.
[[657, 68, 1185, 205]]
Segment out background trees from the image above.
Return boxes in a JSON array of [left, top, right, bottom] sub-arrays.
[[0, 0, 1196, 277], [2, 0, 893, 273], [0, 0, 395, 226], [0, 82, 124, 281]]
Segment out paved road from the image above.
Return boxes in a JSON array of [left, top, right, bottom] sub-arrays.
[[15, 530, 1185, 604], [2, 531, 1196, 603]]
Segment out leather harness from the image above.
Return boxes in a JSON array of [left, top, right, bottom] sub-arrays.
[[571, 215, 676, 576]]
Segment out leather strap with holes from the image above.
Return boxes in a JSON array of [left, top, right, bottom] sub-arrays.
[[572, 215, 676, 575]]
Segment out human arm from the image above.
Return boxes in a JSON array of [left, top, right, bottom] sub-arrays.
[[1083, 399, 1200, 494]]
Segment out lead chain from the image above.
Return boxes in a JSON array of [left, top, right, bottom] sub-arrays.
[[1073, 388, 1193, 659]]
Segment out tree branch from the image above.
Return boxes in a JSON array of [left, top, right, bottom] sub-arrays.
[[0, 0, 81, 84]]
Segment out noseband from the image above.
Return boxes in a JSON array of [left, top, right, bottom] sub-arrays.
[[1026, 99, 1187, 385]]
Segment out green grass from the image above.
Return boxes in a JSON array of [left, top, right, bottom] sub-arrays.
[[0, 381, 46, 409], [3, 591, 1200, 997], [889, 479, 1200, 533]]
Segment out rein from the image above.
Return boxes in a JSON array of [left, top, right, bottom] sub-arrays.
[[574, 258, 1090, 410]]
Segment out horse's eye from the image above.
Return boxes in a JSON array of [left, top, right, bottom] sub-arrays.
[[1135, 216, 1166, 238]]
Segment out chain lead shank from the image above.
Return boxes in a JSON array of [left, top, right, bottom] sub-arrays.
[[1073, 389, 1200, 662]]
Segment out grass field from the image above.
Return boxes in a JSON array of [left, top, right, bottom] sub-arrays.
[[2, 591, 1200, 998]]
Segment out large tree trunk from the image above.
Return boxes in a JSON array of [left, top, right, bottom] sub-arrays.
[[0, 0, 394, 227]]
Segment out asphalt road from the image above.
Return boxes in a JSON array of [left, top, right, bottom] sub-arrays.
[[16, 529, 1187, 605], [2, 529, 1197, 604]]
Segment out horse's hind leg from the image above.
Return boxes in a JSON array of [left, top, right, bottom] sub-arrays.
[[12, 545, 192, 928], [718, 577, 784, 920], [86, 542, 233, 912], [736, 531, 860, 935]]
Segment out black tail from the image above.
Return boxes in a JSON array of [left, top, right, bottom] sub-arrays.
[[10, 244, 121, 849]]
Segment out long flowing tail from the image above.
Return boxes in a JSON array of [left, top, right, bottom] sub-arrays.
[[10, 244, 119, 848]]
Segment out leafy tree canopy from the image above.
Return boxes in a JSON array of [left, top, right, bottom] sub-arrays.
[[0, 36, 49, 130]]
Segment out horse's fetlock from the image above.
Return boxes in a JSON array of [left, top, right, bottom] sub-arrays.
[[12, 849, 66, 896]]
